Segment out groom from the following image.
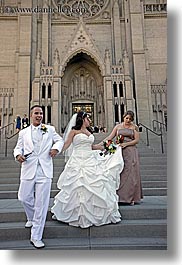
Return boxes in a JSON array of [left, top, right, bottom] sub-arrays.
[[14, 105, 64, 248]]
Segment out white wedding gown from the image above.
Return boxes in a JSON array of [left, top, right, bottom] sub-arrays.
[[51, 133, 124, 228]]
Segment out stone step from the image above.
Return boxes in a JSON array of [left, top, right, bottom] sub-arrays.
[[1, 138, 165, 149], [0, 237, 167, 250], [0, 170, 167, 178], [0, 206, 167, 223], [0, 180, 167, 192], [0, 154, 167, 164], [0, 196, 167, 223], [140, 169, 167, 175], [143, 174, 166, 180], [1, 148, 163, 157], [0, 186, 167, 199], [139, 160, 167, 166], [142, 181, 167, 188], [0, 162, 167, 171], [0, 219, 167, 242], [142, 188, 167, 196], [141, 175, 167, 181], [0, 164, 167, 174], [0, 174, 167, 185], [138, 153, 166, 157], [0, 151, 166, 160], [0, 152, 166, 160], [0, 156, 65, 164]]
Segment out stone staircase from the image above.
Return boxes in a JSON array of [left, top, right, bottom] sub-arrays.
[[0, 132, 167, 249]]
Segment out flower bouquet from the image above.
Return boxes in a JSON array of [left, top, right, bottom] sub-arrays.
[[116, 135, 125, 144], [100, 140, 117, 156]]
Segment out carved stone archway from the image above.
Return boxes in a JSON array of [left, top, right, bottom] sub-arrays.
[[60, 52, 105, 131]]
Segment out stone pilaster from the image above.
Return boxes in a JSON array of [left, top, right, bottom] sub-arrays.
[[103, 76, 114, 132], [129, 0, 152, 126], [41, 0, 49, 65], [123, 50, 135, 112], [112, 0, 122, 64], [104, 49, 111, 76], [16, 0, 32, 116], [31, 78, 40, 105], [52, 77, 60, 131]]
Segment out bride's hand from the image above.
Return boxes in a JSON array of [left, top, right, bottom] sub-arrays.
[[49, 149, 59, 157], [92, 144, 104, 151]]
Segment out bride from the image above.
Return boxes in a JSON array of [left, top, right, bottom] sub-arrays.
[[51, 111, 124, 228]]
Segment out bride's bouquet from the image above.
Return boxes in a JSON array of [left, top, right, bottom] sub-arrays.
[[100, 140, 117, 156]]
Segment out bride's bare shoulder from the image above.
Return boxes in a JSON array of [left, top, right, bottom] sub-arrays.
[[72, 129, 82, 136], [68, 129, 77, 137]]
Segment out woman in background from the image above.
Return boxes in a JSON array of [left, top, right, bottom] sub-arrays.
[[15, 115, 21, 132]]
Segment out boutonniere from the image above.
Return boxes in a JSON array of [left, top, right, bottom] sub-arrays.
[[40, 124, 48, 134]]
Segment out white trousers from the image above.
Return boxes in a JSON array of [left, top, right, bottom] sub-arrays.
[[18, 174, 52, 241]]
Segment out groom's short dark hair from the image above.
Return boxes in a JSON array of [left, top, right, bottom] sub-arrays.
[[30, 105, 42, 111]]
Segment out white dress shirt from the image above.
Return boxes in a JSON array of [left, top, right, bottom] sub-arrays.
[[31, 125, 45, 178]]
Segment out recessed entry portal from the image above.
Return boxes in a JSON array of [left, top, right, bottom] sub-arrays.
[[72, 103, 94, 123], [61, 52, 105, 130]]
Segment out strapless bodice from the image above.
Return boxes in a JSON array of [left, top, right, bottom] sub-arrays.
[[117, 128, 134, 142], [72, 133, 94, 153]]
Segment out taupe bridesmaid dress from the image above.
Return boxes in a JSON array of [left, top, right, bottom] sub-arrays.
[[117, 128, 143, 204]]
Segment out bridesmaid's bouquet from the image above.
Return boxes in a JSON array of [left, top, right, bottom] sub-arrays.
[[100, 140, 117, 156], [116, 135, 125, 144]]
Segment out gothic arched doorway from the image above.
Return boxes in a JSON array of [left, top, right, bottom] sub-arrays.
[[61, 52, 104, 132]]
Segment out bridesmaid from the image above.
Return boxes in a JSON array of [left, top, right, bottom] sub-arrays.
[[104, 110, 143, 205]]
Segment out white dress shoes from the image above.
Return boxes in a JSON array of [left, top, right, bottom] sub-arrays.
[[52, 214, 57, 220], [25, 221, 33, 228], [30, 239, 45, 249]]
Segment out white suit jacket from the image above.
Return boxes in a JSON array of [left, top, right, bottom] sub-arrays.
[[13, 124, 64, 180]]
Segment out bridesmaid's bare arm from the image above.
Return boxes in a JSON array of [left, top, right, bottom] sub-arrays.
[[98, 125, 119, 145]]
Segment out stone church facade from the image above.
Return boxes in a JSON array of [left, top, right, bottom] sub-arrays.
[[0, 0, 167, 133]]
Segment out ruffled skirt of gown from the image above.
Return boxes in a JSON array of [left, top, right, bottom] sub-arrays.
[[51, 146, 124, 228]]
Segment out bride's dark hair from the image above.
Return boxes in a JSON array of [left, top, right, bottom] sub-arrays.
[[72, 111, 93, 133]]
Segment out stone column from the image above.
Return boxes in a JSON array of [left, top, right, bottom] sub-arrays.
[[123, 50, 135, 111], [16, 0, 32, 116], [41, 0, 49, 65], [32, 78, 40, 105], [111, 0, 122, 64], [35, 51, 41, 77], [129, 0, 152, 126], [52, 77, 60, 131], [103, 77, 114, 132], [52, 49, 61, 131], [104, 49, 114, 131]]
